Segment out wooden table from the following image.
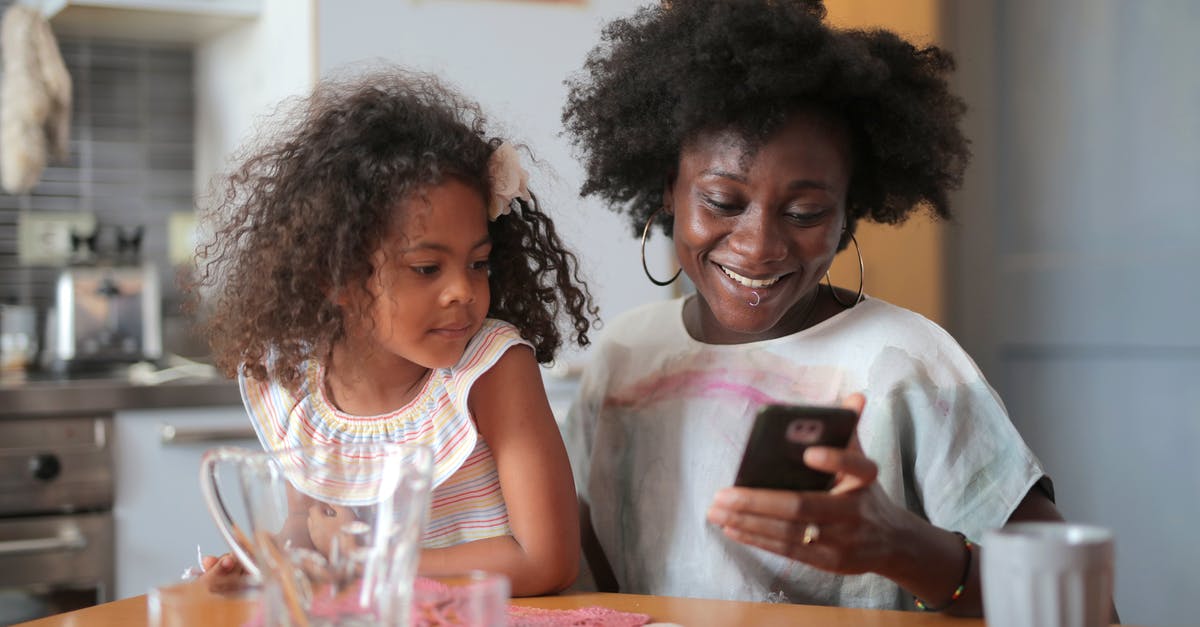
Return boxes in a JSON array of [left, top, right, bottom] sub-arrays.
[[15, 588, 990, 627]]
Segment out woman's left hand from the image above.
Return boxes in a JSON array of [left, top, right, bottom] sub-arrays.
[[705, 394, 918, 575]]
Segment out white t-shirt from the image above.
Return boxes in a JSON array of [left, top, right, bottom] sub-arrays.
[[564, 296, 1047, 609]]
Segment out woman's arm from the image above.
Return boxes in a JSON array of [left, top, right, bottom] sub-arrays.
[[580, 499, 619, 592], [708, 450, 1066, 617], [419, 345, 580, 596], [705, 394, 1106, 619]]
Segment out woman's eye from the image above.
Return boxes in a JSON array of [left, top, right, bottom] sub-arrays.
[[411, 265, 439, 276], [701, 195, 740, 212], [322, 506, 337, 517], [787, 207, 831, 225], [470, 259, 491, 272]]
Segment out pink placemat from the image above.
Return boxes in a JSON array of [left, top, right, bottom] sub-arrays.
[[242, 577, 653, 626], [507, 604, 651, 626], [414, 577, 651, 626]]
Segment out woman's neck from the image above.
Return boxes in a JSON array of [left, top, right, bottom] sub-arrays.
[[323, 340, 430, 416]]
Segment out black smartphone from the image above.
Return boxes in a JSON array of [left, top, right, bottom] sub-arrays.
[[733, 404, 860, 491]]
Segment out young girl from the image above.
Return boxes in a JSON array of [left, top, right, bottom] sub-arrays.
[[190, 68, 595, 597]]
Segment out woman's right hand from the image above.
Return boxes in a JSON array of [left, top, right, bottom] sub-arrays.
[[199, 553, 250, 594]]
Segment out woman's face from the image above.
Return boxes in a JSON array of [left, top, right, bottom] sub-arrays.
[[667, 112, 851, 344]]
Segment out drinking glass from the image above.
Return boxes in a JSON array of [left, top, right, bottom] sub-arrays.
[[411, 571, 510, 627]]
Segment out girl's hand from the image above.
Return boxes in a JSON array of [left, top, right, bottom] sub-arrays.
[[705, 394, 919, 574], [199, 553, 251, 594]]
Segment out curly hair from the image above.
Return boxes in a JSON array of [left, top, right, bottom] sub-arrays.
[[562, 0, 970, 240], [190, 69, 596, 389]]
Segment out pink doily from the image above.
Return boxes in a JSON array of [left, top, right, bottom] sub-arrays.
[[507, 604, 651, 627], [242, 577, 652, 627], [413, 577, 651, 627]]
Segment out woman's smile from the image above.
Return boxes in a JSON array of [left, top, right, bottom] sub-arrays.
[[717, 264, 790, 289], [669, 111, 851, 344]]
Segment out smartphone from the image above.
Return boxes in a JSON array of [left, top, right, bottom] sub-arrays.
[[733, 404, 860, 491]]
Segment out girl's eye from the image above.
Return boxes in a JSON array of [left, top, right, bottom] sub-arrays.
[[470, 259, 491, 273], [322, 506, 337, 517], [411, 265, 439, 276]]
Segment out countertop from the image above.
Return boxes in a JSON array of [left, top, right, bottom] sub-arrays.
[[0, 368, 240, 417]]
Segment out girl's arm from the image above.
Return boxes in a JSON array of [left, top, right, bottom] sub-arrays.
[[418, 345, 580, 596]]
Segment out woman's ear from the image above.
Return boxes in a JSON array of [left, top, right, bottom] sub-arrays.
[[662, 174, 677, 216]]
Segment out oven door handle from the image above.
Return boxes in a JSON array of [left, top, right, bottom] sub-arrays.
[[160, 424, 257, 446], [0, 527, 86, 556]]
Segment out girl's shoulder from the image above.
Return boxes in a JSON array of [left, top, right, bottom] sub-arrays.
[[453, 318, 531, 372], [443, 318, 535, 405]]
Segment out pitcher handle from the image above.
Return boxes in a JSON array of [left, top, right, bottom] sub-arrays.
[[199, 446, 263, 581]]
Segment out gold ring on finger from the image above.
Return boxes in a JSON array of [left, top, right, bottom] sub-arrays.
[[802, 522, 820, 545]]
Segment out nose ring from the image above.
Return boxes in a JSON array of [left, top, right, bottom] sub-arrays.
[[748, 291, 761, 307]]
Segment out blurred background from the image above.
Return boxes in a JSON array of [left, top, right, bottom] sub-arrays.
[[0, 0, 1195, 625]]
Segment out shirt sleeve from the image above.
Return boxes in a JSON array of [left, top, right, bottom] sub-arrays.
[[238, 368, 297, 451], [445, 319, 533, 415], [868, 324, 1047, 542]]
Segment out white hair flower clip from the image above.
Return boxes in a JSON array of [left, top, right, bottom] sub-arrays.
[[488, 142, 531, 221]]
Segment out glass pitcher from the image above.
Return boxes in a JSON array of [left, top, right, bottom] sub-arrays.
[[200, 442, 433, 626]]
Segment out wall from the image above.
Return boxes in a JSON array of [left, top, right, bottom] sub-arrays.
[[945, 2, 1200, 625], [823, 0, 945, 324], [315, 0, 671, 369], [0, 0, 195, 312]]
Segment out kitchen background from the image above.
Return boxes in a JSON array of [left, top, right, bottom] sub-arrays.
[[0, 0, 1195, 626]]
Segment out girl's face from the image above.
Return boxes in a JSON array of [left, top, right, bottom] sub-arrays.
[[667, 111, 851, 344], [307, 501, 359, 558], [343, 178, 492, 370]]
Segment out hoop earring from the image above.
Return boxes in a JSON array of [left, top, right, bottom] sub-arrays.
[[825, 232, 864, 308], [640, 207, 681, 287]]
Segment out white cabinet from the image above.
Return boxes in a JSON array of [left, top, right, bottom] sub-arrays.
[[37, 0, 261, 43], [112, 406, 257, 599]]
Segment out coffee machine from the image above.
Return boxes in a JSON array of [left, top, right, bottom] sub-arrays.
[[49, 224, 160, 367], [51, 263, 161, 366]]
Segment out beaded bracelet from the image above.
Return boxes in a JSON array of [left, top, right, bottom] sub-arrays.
[[913, 531, 974, 612]]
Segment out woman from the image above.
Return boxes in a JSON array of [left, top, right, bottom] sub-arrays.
[[561, 0, 1066, 615]]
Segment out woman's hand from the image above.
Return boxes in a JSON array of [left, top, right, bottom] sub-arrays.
[[705, 394, 919, 575], [706, 446, 917, 574]]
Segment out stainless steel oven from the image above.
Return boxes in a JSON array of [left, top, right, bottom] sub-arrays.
[[0, 416, 113, 624]]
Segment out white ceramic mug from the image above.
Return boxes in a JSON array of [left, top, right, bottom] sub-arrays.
[[981, 522, 1114, 627]]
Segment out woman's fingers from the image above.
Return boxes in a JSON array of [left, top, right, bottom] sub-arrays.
[[719, 524, 844, 566], [803, 446, 877, 495], [708, 487, 865, 533], [841, 392, 866, 415]]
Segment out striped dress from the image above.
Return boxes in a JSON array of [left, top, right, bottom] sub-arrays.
[[239, 318, 525, 549]]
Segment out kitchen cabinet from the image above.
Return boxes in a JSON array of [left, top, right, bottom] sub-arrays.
[[37, 0, 260, 43], [112, 406, 256, 600]]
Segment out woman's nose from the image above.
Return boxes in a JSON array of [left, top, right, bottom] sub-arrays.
[[727, 208, 787, 263]]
